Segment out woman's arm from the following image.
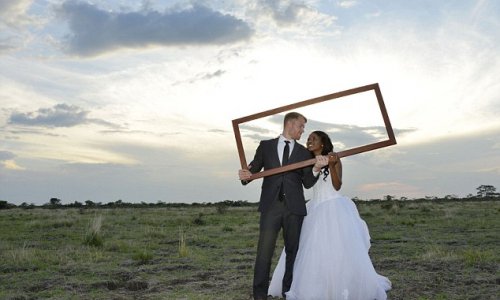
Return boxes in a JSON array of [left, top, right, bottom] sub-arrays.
[[328, 152, 342, 191]]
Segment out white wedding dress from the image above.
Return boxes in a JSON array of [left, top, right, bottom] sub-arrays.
[[268, 172, 391, 300]]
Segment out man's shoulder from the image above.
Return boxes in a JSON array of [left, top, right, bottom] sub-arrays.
[[260, 137, 279, 145], [294, 142, 314, 157], [294, 141, 307, 150]]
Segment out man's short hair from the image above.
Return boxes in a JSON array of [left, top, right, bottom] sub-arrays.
[[284, 112, 307, 126]]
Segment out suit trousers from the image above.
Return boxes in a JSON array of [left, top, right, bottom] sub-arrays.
[[253, 198, 304, 299]]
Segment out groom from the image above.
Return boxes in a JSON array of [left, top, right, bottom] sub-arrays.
[[239, 112, 328, 299]]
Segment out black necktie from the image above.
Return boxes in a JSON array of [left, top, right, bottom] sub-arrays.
[[282, 140, 290, 166], [279, 140, 290, 201]]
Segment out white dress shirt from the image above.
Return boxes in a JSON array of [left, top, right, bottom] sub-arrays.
[[277, 135, 294, 165]]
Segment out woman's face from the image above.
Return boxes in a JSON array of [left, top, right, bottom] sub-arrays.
[[307, 133, 322, 154]]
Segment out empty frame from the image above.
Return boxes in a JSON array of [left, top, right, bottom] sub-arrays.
[[232, 83, 396, 180]]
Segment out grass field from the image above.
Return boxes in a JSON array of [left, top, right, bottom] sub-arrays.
[[0, 199, 499, 299]]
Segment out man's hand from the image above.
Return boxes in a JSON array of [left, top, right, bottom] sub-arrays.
[[239, 169, 252, 181], [313, 155, 329, 172]]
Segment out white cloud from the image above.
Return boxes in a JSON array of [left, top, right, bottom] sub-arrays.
[[0, 0, 38, 54], [0, 151, 24, 171], [338, 1, 357, 8], [0, 0, 35, 29], [2, 160, 25, 170], [246, 0, 338, 38], [358, 181, 420, 197]]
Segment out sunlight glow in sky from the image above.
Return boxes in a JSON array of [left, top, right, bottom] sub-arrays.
[[1, 0, 499, 204]]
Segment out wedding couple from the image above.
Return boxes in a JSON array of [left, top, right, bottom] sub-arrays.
[[239, 112, 391, 300]]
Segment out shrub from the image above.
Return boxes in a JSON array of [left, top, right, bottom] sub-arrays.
[[179, 228, 188, 257], [192, 213, 205, 225], [222, 225, 234, 232], [132, 249, 153, 264], [84, 215, 104, 247], [381, 201, 393, 210], [216, 203, 228, 214]]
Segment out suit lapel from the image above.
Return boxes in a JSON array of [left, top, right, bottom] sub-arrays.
[[289, 141, 303, 163], [270, 138, 281, 167]]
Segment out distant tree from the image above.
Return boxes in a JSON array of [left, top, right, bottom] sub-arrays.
[[0, 200, 9, 209], [383, 195, 395, 201], [72, 201, 83, 207], [50, 198, 62, 206], [20, 202, 35, 209], [476, 185, 498, 198], [85, 200, 95, 206]]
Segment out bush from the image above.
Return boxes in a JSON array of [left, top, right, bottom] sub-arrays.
[[84, 215, 104, 247], [132, 249, 153, 264], [216, 203, 228, 214], [0, 200, 15, 209], [192, 213, 205, 225]]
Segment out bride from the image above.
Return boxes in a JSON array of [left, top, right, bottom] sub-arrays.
[[268, 131, 391, 299]]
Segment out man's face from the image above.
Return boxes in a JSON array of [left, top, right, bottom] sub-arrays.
[[288, 117, 306, 140]]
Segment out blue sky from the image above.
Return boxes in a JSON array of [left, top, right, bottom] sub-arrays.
[[1, 0, 499, 205]]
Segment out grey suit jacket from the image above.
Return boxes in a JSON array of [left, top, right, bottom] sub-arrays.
[[244, 137, 318, 215]]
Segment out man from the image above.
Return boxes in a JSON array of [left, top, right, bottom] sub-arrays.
[[239, 112, 328, 299]]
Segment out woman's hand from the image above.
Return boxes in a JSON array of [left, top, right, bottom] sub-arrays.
[[313, 155, 329, 172], [328, 152, 340, 165]]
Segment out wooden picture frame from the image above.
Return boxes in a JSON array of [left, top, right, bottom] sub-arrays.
[[232, 83, 396, 180]]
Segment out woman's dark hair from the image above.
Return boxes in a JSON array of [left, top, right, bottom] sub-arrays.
[[311, 131, 334, 181]]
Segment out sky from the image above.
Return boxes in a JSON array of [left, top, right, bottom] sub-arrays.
[[1, 0, 499, 205]]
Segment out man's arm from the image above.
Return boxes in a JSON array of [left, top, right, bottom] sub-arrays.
[[302, 155, 329, 188], [239, 141, 265, 185]]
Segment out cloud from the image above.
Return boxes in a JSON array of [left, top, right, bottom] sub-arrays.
[[200, 69, 226, 80], [240, 115, 414, 151], [256, 0, 337, 30], [0, 150, 16, 161], [1, 160, 25, 170], [58, 1, 254, 56], [358, 181, 420, 196], [0, 0, 37, 54], [0, 150, 24, 170], [175, 69, 227, 85], [0, 37, 22, 54], [208, 129, 228, 134], [0, 0, 34, 29], [8, 103, 120, 128], [337, 1, 358, 8], [259, 0, 310, 24]]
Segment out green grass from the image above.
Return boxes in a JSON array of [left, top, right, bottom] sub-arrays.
[[0, 200, 498, 299]]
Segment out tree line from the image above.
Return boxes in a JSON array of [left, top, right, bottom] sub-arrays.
[[0, 185, 498, 210]]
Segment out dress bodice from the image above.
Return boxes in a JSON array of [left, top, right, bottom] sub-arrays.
[[312, 171, 342, 202]]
